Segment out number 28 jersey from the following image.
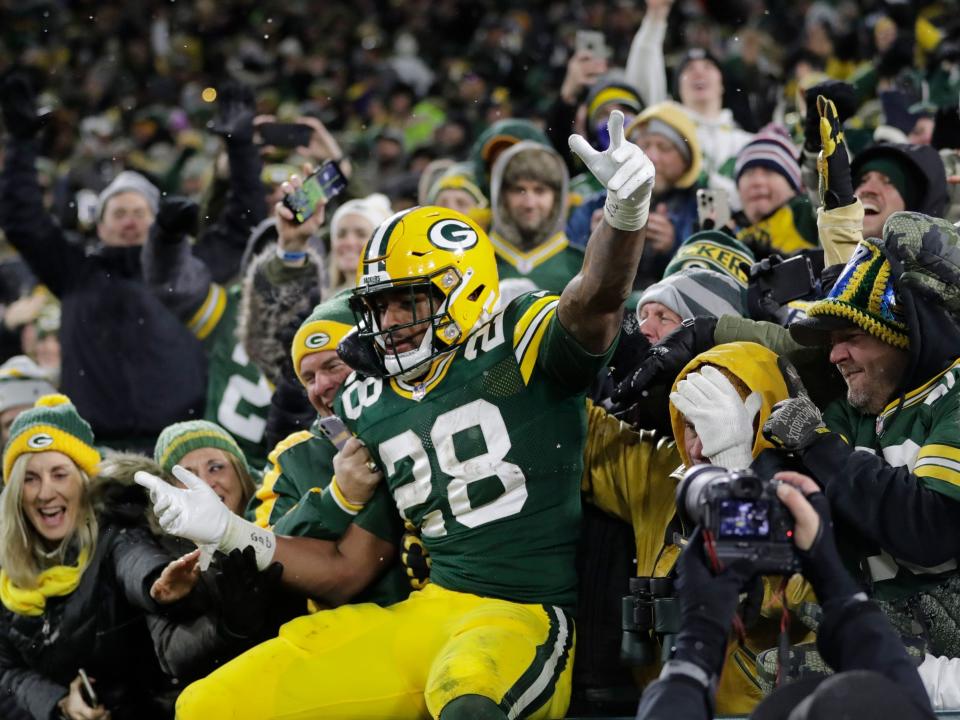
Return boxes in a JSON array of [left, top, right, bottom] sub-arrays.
[[335, 292, 611, 611]]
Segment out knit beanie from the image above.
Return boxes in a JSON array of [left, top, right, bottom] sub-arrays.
[[584, 79, 643, 127], [637, 267, 746, 323], [0, 356, 57, 414], [855, 157, 919, 213], [427, 163, 489, 208], [790, 237, 908, 348], [331, 194, 394, 243], [663, 230, 755, 289], [291, 291, 356, 384], [735, 124, 803, 193], [3, 394, 101, 481], [96, 170, 160, 219], [154, 420, 250, 477]]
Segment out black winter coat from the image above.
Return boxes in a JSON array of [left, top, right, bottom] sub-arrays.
[[0, 485, 175, 720], [0, 139, 207, 446]]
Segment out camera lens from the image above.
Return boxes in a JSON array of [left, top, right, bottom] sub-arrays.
[[675, 464, 730, 528]]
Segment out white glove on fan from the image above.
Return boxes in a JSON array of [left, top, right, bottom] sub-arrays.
[[135, 465, 277, 571], [568, 109, 656, 231], [669, 365, 762, 470]]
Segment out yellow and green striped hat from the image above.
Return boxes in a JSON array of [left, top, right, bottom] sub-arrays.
[[3, 394, 101, 481], [154, 420, 249, 476], [790, 237, 908, 349]]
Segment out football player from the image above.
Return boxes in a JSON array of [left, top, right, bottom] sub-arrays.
[[136, 111, 655, 720]]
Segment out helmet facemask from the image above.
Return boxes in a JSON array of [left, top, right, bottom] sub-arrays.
[[350, 266, 470, 380]]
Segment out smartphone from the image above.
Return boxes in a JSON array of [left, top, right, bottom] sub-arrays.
[[575, 30, 609, 59], [696, 189, 731, 230], [282, 161, 349, 224], [78, 668, 98, 708], [256, 122, 313, 149], [316, 415, 351, 451]]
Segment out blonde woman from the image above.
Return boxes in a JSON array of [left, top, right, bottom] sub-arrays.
[[0, 395, 186, 720], [326, 194, 392, 295]]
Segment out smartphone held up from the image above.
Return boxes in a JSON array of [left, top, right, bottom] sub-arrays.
[[282, 161, 349, 224]]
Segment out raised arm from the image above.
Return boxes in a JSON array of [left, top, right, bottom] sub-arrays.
[[559, 110, 655, 352]]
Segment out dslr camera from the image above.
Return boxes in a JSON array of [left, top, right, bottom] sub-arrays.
[[675, 465, 801, 576]]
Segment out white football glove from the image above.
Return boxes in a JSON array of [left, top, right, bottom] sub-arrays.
[[135, 465, 277, 570], [568, 109, 656, 231], [669, 365, 762, 470]]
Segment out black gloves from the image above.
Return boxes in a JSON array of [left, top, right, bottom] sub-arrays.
[[607, 309, 651, 387], [762, 357, 826, 452], [215, 547, 284, 641], [208, 81, 256, 145], [0, 73, 49, 140], [815, 96, 855, 210], [672, 530, 757, 679], [155, 196, 200, 238], [802, 81, 857, 152], [611, 316, 717, 406]]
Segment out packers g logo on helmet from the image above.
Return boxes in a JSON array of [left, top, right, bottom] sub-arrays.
[[27, 433, 54, 449], [428, 219, 478, 251], [305, 332, 330, 349], [353, 206, 501, 379]]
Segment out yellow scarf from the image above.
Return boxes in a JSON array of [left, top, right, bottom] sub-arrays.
[[0, 547, 89, 616]]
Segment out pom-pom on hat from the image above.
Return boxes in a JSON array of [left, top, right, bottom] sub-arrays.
[[3, 394, 100, 481]]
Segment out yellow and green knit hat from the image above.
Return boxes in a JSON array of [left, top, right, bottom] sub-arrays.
[[3, 394, 101, 481], [291, 291, 356, 385], [154, 419, 249, 476], [790, 237, 909, 348]]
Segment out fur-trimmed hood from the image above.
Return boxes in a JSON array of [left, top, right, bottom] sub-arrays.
[[237, 242, 325, 388], [88, 451, 164, 533]]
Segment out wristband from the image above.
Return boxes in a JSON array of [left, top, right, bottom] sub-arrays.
[[220, 514, 277, 570], [330, 476, 366, 514], [276, 246, 307, 265], [604, 196, 649, 232]]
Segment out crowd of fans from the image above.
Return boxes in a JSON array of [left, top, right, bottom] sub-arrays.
[[1, 0, 960, 718]]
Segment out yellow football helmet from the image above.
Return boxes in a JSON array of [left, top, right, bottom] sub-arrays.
[[350, 206, 501, 378]]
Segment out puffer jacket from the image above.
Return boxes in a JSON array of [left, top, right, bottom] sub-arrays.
[[0, 478, 175, 720]]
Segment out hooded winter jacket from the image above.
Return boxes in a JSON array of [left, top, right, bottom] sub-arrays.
[[582, 342, 813, 714], [488, 141, 584, 293]]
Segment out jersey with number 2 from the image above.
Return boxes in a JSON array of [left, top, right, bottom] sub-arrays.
[[335, 292, 610, 611]]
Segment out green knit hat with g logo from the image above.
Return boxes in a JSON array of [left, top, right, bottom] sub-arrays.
[[3, 394, 101, 481], [291, 291, 356, 385]]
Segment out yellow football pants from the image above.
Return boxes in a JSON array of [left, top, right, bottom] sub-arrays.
[[176, 583, 575, 719]]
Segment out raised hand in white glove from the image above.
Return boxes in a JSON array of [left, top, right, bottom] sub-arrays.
[[669, 365, 762, 470], [135, 465, 277, 570], [568, 109, 656, 231]]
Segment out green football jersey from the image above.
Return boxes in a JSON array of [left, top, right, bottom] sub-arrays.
[[335, 291, 611, 611], [489, 231, 584, 294], [251, 420, 409, 606], [197, 285, 272, 469], [824, 358, 960, 600]]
